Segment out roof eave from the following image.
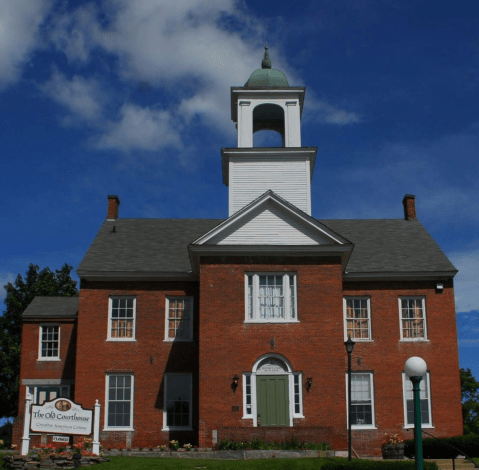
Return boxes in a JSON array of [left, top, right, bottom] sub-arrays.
[[343, 270, 458, 282], [77, 271, 198, 282], [188, 244, 353, 275]]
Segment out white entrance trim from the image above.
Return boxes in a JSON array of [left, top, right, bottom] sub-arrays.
[[245, 354, 302, 427]]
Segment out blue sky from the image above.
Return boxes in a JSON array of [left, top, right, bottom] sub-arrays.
[[0, 0, 478, 413]]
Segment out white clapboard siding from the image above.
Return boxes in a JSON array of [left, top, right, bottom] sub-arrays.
[[207, 202, 332, 245], [230, 157, 310, 215]]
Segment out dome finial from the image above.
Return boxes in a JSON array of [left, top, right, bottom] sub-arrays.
[[261, 45, 272, 69]]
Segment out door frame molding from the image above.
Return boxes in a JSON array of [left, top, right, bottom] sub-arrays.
[[249, 353, 295, 427]]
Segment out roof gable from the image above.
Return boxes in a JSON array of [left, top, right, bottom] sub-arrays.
[[193, 191, 349, 247]]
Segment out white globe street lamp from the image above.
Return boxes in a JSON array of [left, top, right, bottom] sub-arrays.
[[405, 357, 427, 470]]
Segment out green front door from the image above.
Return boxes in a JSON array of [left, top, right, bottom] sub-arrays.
[[256, 375, 289, 426]]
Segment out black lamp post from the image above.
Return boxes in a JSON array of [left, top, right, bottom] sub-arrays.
[[405, 357, 427, 470], [344, 335, 355, 461]]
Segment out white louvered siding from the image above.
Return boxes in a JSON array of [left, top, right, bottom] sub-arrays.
[[229, 157, 310, 215], [208, 203, 331, 245]]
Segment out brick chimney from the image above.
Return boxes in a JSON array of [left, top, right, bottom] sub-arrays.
[[107, 195, 120, 220], [402, 194, 416, 220]]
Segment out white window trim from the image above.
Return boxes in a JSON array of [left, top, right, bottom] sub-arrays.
[[343, 297, 372, 341], [107, 297, 137, 342], [162, 373, 193, 431], [402, 372, 433, 428], [38, 324, 61, 361], [164, 296, 193, 342], [104, 374, 135, 431], [245, 273, 298, 323], [345, 372, 376, 430], [242, 354, 303, 426], [26, 384, 71, 405], [398, 297, 428, 341]]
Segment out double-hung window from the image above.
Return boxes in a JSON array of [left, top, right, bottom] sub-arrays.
[[347, 372, 375, 428], [38, 325, 60, 360], [108, 297, 136, 341], [246, 273, 297, 322], [165, 297, 193, 342], [344, 298, 371, 340], [399, 297, 427, 340], [105, 374, 134, 430], [403, 372, 432, 427], [163, 374, 192, 430]]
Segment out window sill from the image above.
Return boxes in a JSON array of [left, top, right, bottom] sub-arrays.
[[37, 358, 61, 361], [343, 339, 373, 343], [400, 339, 429, 342], [403, 425, 434, 429], [352, 426, 377, 430], [245, 320, 300, 324], [106, 338, 137, 342], [161, 427, 193, 432], [103, 427, 135, 432], [163, 339, 193, 343]]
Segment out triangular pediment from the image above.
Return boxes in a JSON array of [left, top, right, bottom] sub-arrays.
[[192, 191, 349, 246]]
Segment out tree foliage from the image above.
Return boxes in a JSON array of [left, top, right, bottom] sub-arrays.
[[460, 367, 479, 435], [0, 264, 78, 418]]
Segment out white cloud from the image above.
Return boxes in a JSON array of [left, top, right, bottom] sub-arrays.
[[40, 70, 106, 123], [95, 103, 183, 152], [0, 0, 52, 88], [0, 271, 16, 305], [449, 250, 479, 313], [45, 0, 357, 152], [305, 99, 361, 125]]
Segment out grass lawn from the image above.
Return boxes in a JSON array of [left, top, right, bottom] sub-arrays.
[[98, 456, 329, 469]]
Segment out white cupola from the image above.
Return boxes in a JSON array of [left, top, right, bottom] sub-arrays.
[[222, 47, 318, 216]]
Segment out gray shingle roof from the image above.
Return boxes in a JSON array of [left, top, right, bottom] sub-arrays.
[[321, 219, 456, 274], [76, 218, 456, 277], [22, 297, 79, 318], [77, 219, 222, 274]]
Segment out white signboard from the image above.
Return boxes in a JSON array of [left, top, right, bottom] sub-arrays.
[[31, 398, 93, 435]]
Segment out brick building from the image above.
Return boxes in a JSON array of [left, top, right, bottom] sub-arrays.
[[14, 49, 463, 455]]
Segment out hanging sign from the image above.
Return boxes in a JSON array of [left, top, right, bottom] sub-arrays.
[[31, 398, 93, 435]]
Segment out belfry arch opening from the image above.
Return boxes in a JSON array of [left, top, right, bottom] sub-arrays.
[[252, 103, 285, 147]]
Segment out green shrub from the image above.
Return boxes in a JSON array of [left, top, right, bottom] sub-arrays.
[[321, 458, 438, 470], [217, 438, 331, 451], [404, 434, 479, 459]]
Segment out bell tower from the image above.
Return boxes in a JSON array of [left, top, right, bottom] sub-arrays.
[[222, 47, 318, 216]]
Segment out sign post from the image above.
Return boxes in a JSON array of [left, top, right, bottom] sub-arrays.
[[21, 393, 32, 455], [92, 400, 101, 455]]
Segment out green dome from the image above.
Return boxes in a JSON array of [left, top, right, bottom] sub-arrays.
[[244, 46, 289, 87], [245, 68, 289, 87]]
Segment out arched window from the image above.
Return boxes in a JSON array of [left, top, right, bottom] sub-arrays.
[[243, 354, 303, 426]]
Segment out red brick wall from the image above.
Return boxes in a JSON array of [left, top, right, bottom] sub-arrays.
[[74, 280, 199, 450], [13, 318, 77, 448], [342, 279, 463, 455], [14, 264, 462, 456], [198, 256, 348, 449], [197, 257, 462, 455]]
